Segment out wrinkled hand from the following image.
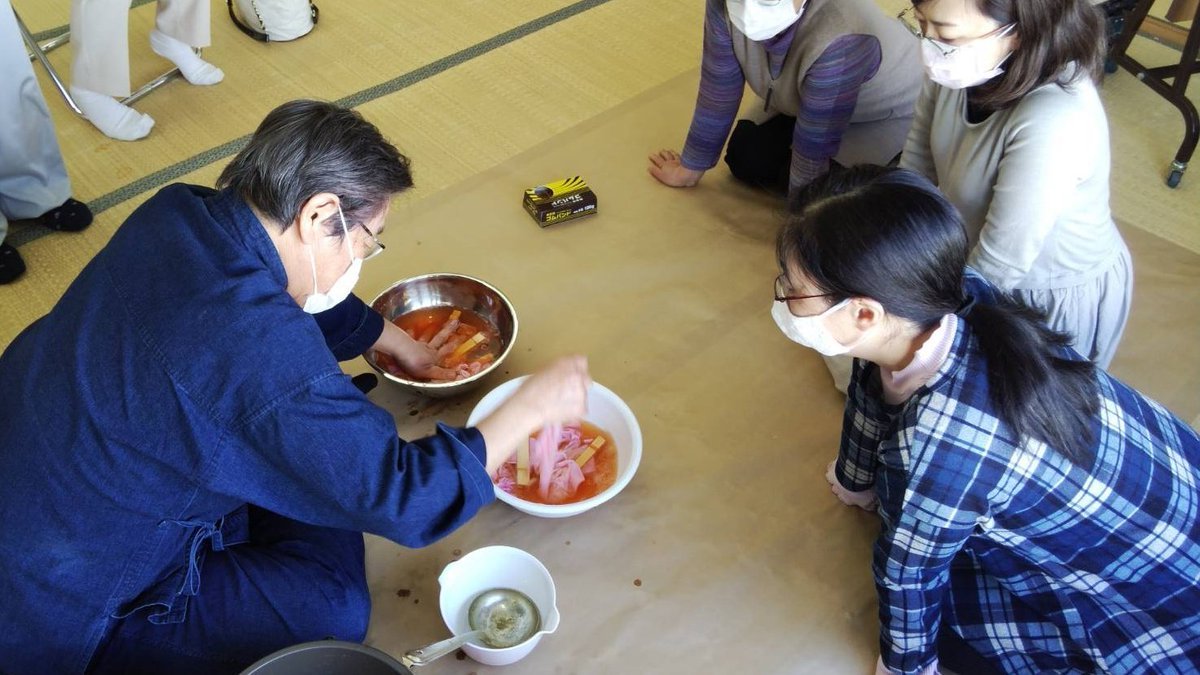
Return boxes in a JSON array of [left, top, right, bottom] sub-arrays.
[[509, 356, 591, 429], [476, 356, 591, 474], [374, 319, 471, 382], [395, 338, 468, 382], [826, 460, 878, 512], [647, 149, 704, 188]]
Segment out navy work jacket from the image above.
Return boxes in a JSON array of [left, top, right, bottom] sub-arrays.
[[0, 185, 494, 673]]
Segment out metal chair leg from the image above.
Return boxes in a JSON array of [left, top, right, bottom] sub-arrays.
[[15, 11, 81, 115], [122, 66, 185, 106], [36, 31, 70, 55], [16, 9, 197, 117]]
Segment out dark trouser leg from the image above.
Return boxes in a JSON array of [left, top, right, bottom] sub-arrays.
[[87, 506, 370, 675], [723, 114, 795, 194], [937, 621, 1004, 675]]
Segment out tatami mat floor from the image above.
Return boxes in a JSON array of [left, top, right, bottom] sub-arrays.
[[4, 0, 1195, 333], [4, 0, 707, 333], [4, 0, 1197, 342]]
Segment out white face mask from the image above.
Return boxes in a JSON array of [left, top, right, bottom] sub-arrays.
[[920, 24, 1015, 90], [727, 0, 805, 41], [301, 205, 362, 314], [771, 298, 864, 356]]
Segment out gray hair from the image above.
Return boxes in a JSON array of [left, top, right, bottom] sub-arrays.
[[217, 100, 413, 234]]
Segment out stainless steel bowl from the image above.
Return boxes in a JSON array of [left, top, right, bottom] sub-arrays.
[[366, 273, 518, 398], [240, 641, 411, 675]]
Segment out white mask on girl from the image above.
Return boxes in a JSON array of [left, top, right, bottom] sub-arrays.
[[727, 0, 805, 42], [920, 24, 1015, 90], [302, 205, 362, 314], [771, 298, 865, 356]]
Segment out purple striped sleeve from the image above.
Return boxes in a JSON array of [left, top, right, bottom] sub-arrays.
[[789, 34, 882, 193], [680, 0, 746, 171]]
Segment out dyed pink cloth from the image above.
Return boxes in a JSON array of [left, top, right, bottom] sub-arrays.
[[532, 423, 562, 499], [497, 424, 598, 503]]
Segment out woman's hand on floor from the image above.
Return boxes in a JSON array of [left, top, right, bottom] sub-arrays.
[[875, 655, 940, 675], [648, 149, 704, 187], [826, 460, 878, 512]]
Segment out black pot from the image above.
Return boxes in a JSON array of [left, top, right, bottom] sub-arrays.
[[239, 640, 412, 675]]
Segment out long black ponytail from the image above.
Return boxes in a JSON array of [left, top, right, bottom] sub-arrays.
[[779, 166, 1099, 466]]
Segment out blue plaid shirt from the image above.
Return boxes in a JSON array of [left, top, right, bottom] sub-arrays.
[[837, 319, 1200, 674]]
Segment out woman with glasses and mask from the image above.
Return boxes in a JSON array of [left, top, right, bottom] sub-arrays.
[[898, 0, 1132, 370], [648, 0, 923, 199], [775, 166, 1200, 675], [0, 100, 591, 675]]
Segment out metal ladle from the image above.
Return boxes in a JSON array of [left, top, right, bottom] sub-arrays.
[[401, 588, 541, 668]]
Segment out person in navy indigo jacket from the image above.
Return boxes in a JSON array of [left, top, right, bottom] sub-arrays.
[[0, 100, 590, 675]]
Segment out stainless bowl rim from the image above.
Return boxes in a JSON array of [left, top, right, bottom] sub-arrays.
[[367, 273, 519, 390], [238, 640, 412, 674]]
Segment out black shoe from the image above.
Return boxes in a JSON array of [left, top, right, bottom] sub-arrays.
[[351, 373, 379, 395], [0, 243, 27, 284], [37, 198, 93, 232]]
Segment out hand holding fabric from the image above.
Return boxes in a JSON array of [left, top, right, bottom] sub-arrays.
[[826, 460, 878, 512], [475, 356, 591, 474], [509, 356, 591, 429], [407, 337, 472, 382], [374, 320, 468, 382]]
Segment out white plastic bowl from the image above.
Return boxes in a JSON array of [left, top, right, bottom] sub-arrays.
[[438, 546, 560, 666], [466, 378, 643, 518]]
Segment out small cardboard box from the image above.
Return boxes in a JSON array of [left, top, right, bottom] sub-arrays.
[[523, 176, 598, 226]]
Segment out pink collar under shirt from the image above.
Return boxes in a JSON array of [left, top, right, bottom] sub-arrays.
[[879, 314, 958, 405]]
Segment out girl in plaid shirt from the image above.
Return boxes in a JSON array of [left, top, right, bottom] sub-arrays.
[[772, 166, 1200, 674]]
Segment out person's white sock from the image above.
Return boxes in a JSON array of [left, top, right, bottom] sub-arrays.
[[70, 86, 155, 141], [150, 30, 224, 86]]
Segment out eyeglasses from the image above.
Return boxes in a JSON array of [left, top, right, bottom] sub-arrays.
[[896, 7, 1014, 57], [332, 203, 387, 261], [774, 274, 833, 303], [353, 221, 386, 261]]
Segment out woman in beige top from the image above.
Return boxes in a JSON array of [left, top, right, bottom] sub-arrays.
[[899, 0, 1131, 369]]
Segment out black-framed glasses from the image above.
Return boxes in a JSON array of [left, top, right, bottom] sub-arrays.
[[774, 274, 833, 303]]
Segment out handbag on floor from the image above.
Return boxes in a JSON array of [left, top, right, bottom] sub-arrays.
[[227, 0, 319, 42]]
